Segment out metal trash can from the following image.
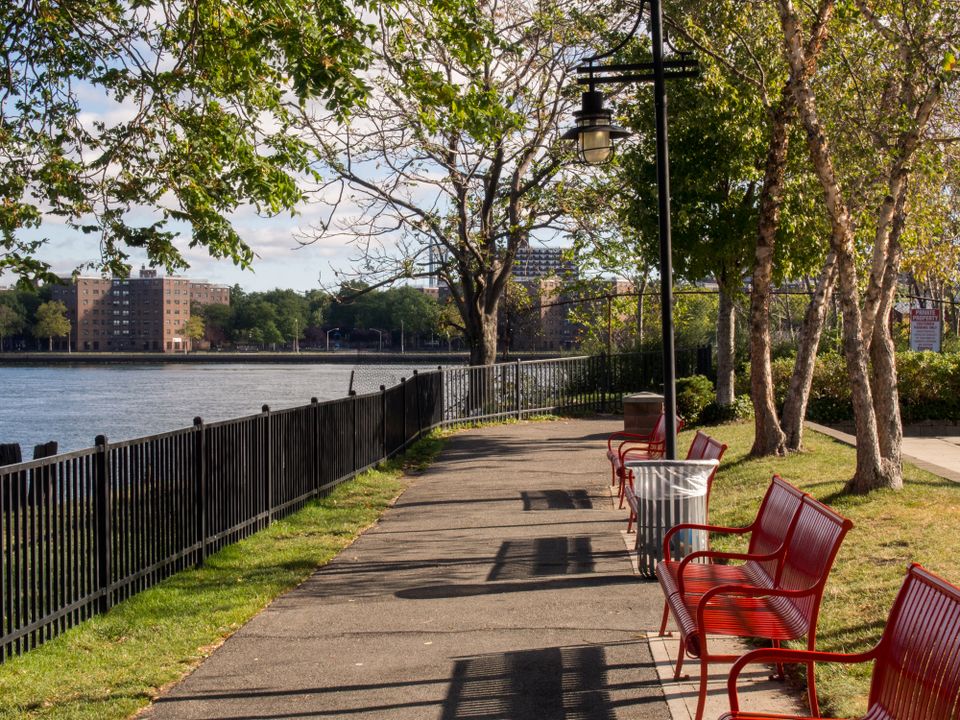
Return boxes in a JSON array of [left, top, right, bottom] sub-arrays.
[[623, 459, 719, 576]]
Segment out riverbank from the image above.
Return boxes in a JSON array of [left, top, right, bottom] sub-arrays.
[[0, 350, 563, 365]]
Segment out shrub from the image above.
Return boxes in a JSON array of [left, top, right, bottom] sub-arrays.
[[676, 374, 715, 425], [701, 394, 754, 424], [766, 350, 960, 424]]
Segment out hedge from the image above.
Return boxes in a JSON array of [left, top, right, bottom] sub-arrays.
[[769, 351, 960, 424]]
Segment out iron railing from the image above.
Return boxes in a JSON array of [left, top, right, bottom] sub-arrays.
[[0, 349, 707, 659]]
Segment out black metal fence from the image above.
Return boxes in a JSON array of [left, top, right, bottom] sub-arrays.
[[0, 349, 706, 660], [439, 347, 710, 423]]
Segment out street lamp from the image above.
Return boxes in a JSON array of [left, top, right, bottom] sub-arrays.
[[370, 328, 384, 352], [326, 327, 340, 352], [562, 0, 696, 459]]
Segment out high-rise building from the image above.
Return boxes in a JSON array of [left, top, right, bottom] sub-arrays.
[[512, 246, 577, 280], [51, 268, 230, 352]]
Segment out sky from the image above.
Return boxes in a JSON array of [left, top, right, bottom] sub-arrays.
[[32, 202, 364, 293]]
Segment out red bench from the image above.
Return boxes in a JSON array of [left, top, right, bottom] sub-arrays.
[[606, 414, 683, 508], [661, 492, 853, 720], [625, 431, 728, 533], [721, 563, 960, 720], [655, 475, 807, 637]]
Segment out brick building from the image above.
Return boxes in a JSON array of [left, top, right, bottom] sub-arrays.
[[52, 267, 230, 352]]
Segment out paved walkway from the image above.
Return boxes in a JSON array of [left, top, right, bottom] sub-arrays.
[[807, 422, 960, 483], [143, 419, 795, 720]]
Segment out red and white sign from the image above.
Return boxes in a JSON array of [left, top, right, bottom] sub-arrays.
[[910, 308, 942, 352]]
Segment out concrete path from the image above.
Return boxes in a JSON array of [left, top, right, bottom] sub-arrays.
[[143, 418, 799, 720]]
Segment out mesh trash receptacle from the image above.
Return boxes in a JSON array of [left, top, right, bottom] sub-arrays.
[[623, 459, 719, 576]]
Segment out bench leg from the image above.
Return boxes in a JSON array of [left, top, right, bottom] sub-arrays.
[[694, 657, 709, 720], [769, 639, 786, 680], [658, 601, 670, 636], [672, 637, 686, 679], [806, 636, 820, 717]]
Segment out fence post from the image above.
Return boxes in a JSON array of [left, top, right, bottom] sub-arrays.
[[413, 370, 423, 436], [262, 404, 272, 526], [437, 366, 444, 428], [351, 390, 359, 473], [380, 386, 387, 459], [515, 359, 522, 420], [193, 417, 207, 565], [600, 353, 608, 413], [94, 434, 112, 614], [400, 377, 407, 445], [311, 398, 320, 495]]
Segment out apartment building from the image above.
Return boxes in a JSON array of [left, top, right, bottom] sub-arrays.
[[52, 268, 229, 352]]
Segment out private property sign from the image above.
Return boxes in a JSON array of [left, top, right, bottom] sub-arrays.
[[910, 308, 942, 352]]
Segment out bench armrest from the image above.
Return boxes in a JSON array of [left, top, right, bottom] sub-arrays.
[[608, 431, 656, 452], [662, 522, 753, 561], [620, 443, 665, 463], [727, 646, 879, 713], [675, 548, 782, 595]]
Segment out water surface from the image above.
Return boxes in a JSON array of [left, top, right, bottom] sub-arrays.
[[0, 363, 429, 454]]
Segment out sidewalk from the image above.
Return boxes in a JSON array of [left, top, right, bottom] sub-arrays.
[[807, 422, 960, 483], [142, 419, 797, 720]]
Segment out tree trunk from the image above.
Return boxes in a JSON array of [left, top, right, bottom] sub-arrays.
[[48, 336, 52, 352], [782, 252, 837, 450], [869, 200, 907, 487], [748, 93, 793, 457], [716, 287, 736, 405], [777, 0, 897, 492]]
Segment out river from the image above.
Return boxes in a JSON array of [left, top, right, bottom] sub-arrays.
[[0, 363, 435, 454]]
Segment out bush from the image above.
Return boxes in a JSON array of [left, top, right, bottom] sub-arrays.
[[676, 374, 714, 425], [767, 351, 960, 424], [701, 394, 754, 424]]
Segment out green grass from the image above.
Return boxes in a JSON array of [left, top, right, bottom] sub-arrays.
[[0, 434, 444, 720], [694, 421, 960, 717]]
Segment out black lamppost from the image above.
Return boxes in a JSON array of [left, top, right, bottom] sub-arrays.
[[563, 0, 696, 459]]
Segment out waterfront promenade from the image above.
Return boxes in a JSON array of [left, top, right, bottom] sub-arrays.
[[141, 418, 794, 720]]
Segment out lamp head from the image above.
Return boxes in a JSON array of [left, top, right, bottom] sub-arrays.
[[562, 90, 631, 165]]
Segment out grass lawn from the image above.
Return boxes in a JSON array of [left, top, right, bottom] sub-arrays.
[[0, 434, 444, 720], [694, 421, 960, 718]]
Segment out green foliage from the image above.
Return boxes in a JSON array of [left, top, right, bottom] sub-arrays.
[[0, 0, 377, 284], [769, 351, 960, 424], [676, 375, 715, 425], [700, 394, 754, 424], [33, 300, 71, 345]]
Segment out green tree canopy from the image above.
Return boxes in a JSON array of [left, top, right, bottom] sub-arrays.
[[33, 300, 71, 350], [0, 0, 377, 284]]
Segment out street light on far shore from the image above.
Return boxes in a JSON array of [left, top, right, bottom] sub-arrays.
[[370, 328, 384, 352], [326, 327, 340, 352]]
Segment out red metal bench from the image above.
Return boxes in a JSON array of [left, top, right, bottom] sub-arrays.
[[720, 563, 960, 720], [625, 431, 728, 533], [662, 493, 853, 720], [606, 414, 683, 508], [655, 475, 807, 636]]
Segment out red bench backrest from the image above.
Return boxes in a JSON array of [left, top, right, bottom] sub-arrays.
[[775, 496, 853, 635], [745, 476, 806, 583], [685, 431, 728, 513], [870, 564, 960, 719]]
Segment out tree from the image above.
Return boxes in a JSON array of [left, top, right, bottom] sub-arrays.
[[34, 301, 71, 352], [775, 0, 959, 491], [617, 48, 765, 406], [184, 315, 205, 351], [0, 0, 377, 284], [0, 303, 22, 351], [299, 0, 611, 365]]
